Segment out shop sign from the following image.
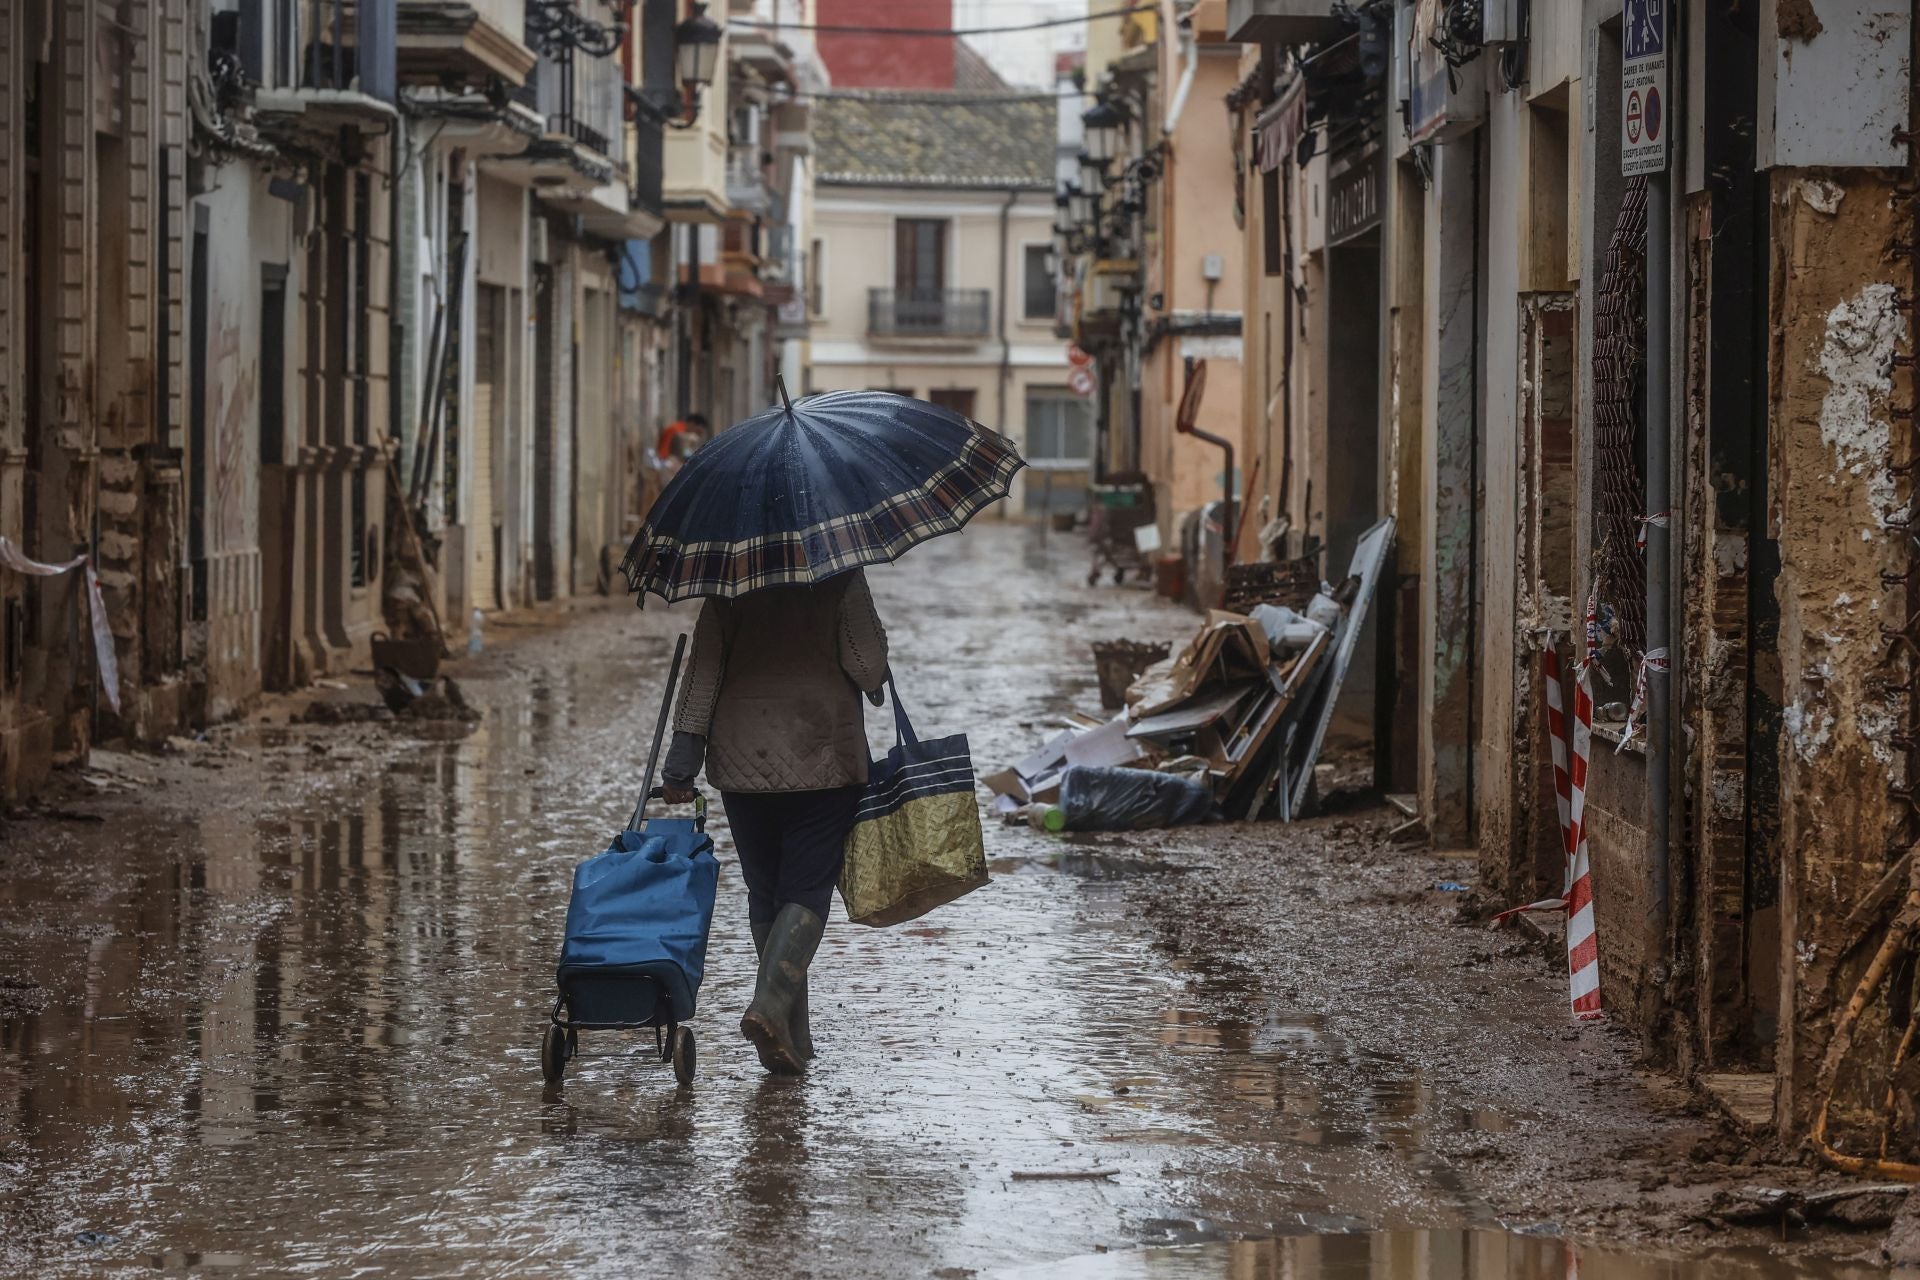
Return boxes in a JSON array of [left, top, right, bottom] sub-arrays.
[[1326, 139, 1382, 245]]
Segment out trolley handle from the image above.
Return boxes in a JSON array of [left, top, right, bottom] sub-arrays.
[[643, 787, 707, 832]]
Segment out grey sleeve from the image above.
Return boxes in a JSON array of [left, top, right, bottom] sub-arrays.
[[836, 570, 890, 694], [672, 601, 726, 735], [662, 731, 705, 787]]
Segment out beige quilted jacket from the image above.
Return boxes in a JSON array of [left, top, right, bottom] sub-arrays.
[[670, 571, 890, 793]]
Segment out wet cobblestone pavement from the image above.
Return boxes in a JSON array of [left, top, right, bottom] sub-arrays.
[[0, 526, 1896, 1277]]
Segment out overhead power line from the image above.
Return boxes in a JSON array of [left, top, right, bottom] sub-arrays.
[[730, 5, 1141, 38], [799, 89, 1080, 104]]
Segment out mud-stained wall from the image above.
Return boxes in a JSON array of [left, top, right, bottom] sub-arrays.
[[1680, 191, 1759, 1068], [1419, 140, 1476, 846], [193, 171, 295, 719], [1765, 169, 1911, 1138]]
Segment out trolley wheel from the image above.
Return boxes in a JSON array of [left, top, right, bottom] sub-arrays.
[[540, 1023, 570, 1085], [670, 1025, 696, 1086]]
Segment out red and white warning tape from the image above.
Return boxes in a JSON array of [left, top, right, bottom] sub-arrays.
[[1495, 638, 1603, 1020], [1616, 647, 1669, 754], [1564, 645, 1602, 1019], [0, 535, 122, 714], [1543, 644, 1575, 864], [1634, 510, 1670, 553]]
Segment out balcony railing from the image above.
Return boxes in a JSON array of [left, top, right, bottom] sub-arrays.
[[301, 0, 396, 100], [868, 288, 992, 339], [524, 42, 622, 161]]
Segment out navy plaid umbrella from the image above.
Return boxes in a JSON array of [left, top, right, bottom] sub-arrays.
[[619, 388, 1025, 604]]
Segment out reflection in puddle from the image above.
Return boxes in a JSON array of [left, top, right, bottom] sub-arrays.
[[1152, 1008, 1518, 1151], [995, 1229, 1893, 1280]]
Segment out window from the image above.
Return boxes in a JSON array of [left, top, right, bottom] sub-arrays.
[[929, 388, 976, 419], [1025, 387, 1093, 462], [1261, 166, 1283, 276], [894, 218, 946, 297], [1022, 244, 1054, 321], [260, 265, 288, 467]]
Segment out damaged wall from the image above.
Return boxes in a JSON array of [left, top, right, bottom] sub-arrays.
[[1766, 168, 1912, 1139]]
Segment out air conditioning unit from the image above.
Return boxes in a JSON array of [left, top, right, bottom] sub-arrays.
[[1482, 0, 1521, 43]]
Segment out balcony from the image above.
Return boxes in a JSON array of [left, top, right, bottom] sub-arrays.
[[396, 0, 536, 87], [868, 289, 993, 342], [1224, 0, 1347, 45], [491, 47, 620, 197], [725, 147, 769, 216], [254, 0, 399, 129], [661, 29, 729, 223]]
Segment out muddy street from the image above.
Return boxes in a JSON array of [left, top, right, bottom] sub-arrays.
[[0, 525, 1894, 1278]]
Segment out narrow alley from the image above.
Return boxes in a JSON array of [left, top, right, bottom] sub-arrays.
[[0, 525, 1890, 1277]]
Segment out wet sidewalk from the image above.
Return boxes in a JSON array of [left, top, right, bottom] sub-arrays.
[[0, 524, 1894, 1278]]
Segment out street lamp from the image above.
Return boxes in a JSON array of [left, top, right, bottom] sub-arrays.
[[1081, 100, 1123, 163], [672, 3, 724, 115], [1077, 151, 1107, 200], [1067, 182, 1094, 228]]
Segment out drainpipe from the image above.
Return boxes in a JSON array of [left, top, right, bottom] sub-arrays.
[[678, 222, 699, 417], [1159, 0, 1197, 136], [997, 187, 1016, 433], [1177, 357, 1235, 570]]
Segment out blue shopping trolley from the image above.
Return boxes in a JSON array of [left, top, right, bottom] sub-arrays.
[[541, 635, 718, 1088]]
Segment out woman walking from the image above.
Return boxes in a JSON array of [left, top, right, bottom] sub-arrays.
[[659, 571, 889, 1074], [622, 385, 1021, 1076]]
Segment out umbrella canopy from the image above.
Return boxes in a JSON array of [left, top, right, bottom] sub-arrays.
[[619, 390, 1025, 603]]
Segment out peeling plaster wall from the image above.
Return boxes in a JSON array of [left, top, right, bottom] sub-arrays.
[[1767, 169, 1911, 1134]]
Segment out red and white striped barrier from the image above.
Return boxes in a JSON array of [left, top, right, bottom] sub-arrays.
[[1495, 639, 1602, 1020], [1543, 645, 1575, 865], [1564, 655, 1601, 1018]]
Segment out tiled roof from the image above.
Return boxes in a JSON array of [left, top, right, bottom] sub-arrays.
[[814, 90, 1056, 191], [952, 40, 1012, 94]]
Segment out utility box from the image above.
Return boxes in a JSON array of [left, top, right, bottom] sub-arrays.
[[1226, 0, 1348, 45], [1407, 0, 1487, 144]]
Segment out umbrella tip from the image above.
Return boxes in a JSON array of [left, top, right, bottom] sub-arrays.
[[776, 374, 793, 414]]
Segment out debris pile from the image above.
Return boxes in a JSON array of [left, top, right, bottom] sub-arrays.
[[989, 517, 1395, 831]]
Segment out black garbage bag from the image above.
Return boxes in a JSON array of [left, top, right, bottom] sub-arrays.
[[1058, 766, 1215, 831]]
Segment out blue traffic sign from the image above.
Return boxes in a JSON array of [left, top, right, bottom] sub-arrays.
[[1623, 0, 1664, 61]]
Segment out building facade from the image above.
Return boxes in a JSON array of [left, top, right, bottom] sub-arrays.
[[0, 0, 809, 804], [1070, 0, 1247, 599], [810, 89, 1082, 514], [1191, 0, 1918, 1156]]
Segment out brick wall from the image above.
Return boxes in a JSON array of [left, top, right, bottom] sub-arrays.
[[817, 0, 954, 89]]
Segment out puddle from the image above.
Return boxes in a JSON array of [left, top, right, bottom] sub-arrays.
[[993, 1229, 1898, 1279]]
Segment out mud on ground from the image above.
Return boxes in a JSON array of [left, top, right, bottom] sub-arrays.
[[0, 523, 1900, 1278]]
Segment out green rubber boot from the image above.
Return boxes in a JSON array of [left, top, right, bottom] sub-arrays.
[[741, 903, 824, 1075], [750, 918, 814, 1062]]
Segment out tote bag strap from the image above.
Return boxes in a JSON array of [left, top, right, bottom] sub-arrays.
[[886, 674, 920, 748]]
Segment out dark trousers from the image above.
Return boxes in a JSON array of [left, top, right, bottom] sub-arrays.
[[721, 786, 863, 928]]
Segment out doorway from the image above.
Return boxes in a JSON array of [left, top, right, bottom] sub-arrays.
[[259, 264, 295, 688]]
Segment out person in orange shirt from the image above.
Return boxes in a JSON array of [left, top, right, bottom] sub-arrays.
[[656, 412, 708, 460]]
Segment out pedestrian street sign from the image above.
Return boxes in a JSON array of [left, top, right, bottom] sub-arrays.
[[1621, 0, 1666, 175]]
